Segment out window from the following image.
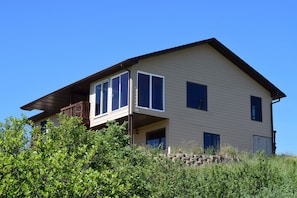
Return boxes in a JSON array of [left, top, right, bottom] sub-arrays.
[[138, 73, 149, 108], [204, 132, 220, 153], [41, 120, 47, 133], [112, 72, 128, 111], [138, 72, 164, 111], [253, 135, 272, 155], [95, 81, 108, 116], [187, 82, 207, 111], [251, 96, 262, 122], [146, 128, 166, 150]]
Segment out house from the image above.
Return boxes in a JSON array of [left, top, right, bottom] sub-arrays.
[[21, 38, 286, 154]]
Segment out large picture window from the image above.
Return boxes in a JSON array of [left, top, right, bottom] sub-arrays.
[[112, 72, 128, 111], [95, 81, 108, 116], [251, 96, 262, 122], [187, 82, 207, 111], [138, 72, 164, 111]]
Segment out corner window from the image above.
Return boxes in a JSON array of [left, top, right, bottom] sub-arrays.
[[146, 128, 166, 150], [138, 72, 164, 111], [251, 96, 262, 122], [187, 82, 207, 111], [112, 72, 128, 111], [95, 81, 108, 116], [204, 132, 220, 153]]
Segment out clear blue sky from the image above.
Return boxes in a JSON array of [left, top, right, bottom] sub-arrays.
[[0, 1, 296, 154]]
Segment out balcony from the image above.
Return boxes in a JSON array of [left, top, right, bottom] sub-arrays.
[[60, 101, 90, 126]]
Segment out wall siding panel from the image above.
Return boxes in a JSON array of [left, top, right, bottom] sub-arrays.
[[130, 44, 272, 152]]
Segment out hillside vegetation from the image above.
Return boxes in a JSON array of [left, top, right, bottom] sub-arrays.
[[0, 115, 296, 197]]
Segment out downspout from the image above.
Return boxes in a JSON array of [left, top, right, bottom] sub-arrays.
[[271, 98, 281, 154], [122, 64, 133, 145]]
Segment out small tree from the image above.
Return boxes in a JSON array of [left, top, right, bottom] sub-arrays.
[[0, 115, 182, 197], [0, 115, 131, 197]]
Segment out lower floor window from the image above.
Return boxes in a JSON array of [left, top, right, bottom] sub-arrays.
[[204, 132, 220, 153], [41, 120, 47, 132], [146, 128, 166, 150], [253, 135, 272, 155]]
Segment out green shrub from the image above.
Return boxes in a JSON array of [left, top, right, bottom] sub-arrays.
[[1, 115, 297, 197]]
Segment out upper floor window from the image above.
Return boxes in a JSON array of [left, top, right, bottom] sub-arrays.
[[137, 72, 164, 111], [187, 82, 207, 111], [251, 96, 262, 122], [112, 72, 129, 111], [95, 81, 108, 116]]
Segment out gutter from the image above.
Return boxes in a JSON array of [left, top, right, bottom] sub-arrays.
[[271, 98, 281, 154]]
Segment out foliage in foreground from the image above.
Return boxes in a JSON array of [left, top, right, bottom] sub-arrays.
[[0, 115, 297, 197]]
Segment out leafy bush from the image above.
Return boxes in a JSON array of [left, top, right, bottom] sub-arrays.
[[1, 115, 297, 197], [0, 115, 134, 197]]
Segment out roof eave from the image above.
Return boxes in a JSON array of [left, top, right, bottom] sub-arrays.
[[20, 58, 138, 112]]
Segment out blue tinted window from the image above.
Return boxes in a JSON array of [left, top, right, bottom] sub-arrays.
[[95, 84, 101, 116], [146, 128, 166, 150], [112, 77, 119, 110], [187, 82, 207, 111], [251, 96, 262, 122], [112, 73, 129, 111], [41, 120, 47, 133], [204, 132, 220, 153], [103, 82, 108, 113], [95, 82, 108, 115], [120, 73, 128, 107], [138, 72, 164, 111], [138, 73, 150, 108], [147, 139, 160, 147], [152, 76, 163, 110]]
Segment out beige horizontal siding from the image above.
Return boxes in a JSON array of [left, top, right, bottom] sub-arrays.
[[130, 44, 272, 152]]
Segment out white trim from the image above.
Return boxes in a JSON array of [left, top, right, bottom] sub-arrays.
[[93, 71, 129, 118], [137, 71, 165, 112]]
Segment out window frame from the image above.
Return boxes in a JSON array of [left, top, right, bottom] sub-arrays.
[[111, 72, 129, 111], [186, 81, 207, 111], [251, 96, 262, 122], [137, 71, 165, 112], [94, 80, 109, 117]]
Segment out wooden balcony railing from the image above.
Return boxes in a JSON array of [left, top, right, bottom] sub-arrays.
[[60, 101, 90, 126]]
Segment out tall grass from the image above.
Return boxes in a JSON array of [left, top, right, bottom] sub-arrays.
[[148, 148, 297, 197]]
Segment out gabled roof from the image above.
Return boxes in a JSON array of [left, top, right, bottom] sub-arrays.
[[21, 38, 286, 120]]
